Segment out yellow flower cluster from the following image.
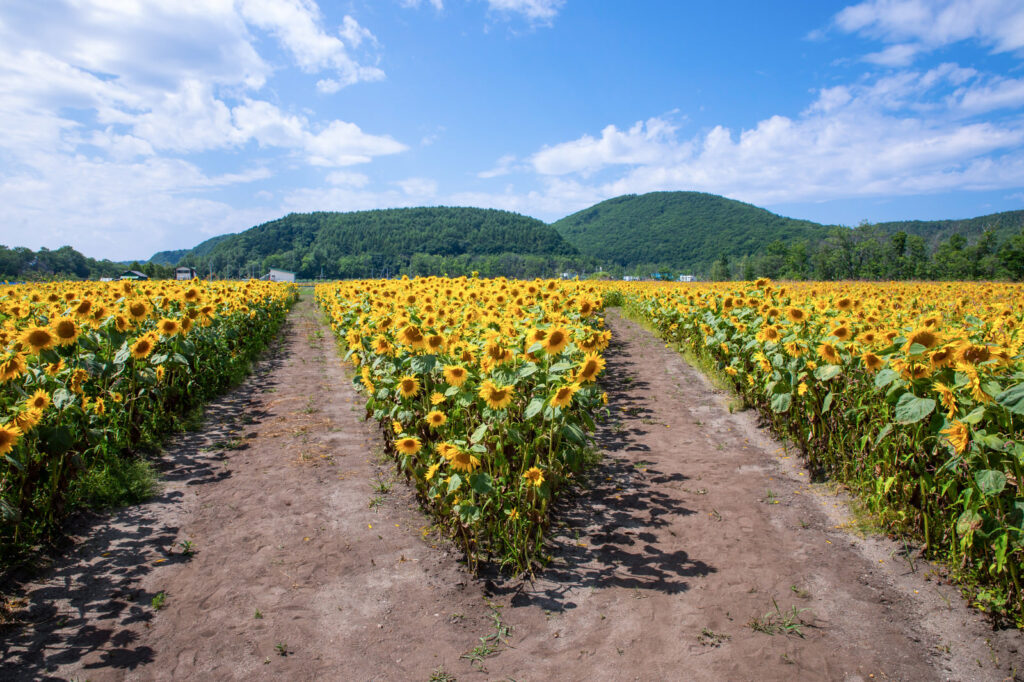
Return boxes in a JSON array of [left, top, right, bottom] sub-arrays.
[[1, 278, 296, 554], [316, 275, 610, 571], [616, 278, 1024, 620]]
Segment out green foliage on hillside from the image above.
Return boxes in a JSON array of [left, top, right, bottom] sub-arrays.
[[179, 207, 586, 279], [874, 210, 1024, 249], [0, 245, 126, 281], [552, 191, 829, 272]]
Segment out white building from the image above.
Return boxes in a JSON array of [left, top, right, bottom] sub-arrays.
[[264, 268, 296, 283], [678, 274, 696, 282], [176, 267, 198, 280]]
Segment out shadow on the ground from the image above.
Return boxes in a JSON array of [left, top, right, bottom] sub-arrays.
[[0, 321, 292, 680], [487, 312, 713, 612]]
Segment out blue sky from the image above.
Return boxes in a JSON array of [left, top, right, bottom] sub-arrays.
[[2, 0, 1024, 261]]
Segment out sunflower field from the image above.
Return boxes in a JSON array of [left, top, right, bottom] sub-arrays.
[[0, 279, 296, 563], [619, 278, 1024, 621], [317, 276, 609, 572]]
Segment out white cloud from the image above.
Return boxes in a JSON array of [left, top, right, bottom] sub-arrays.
[[532, 118, 680, 175], [473, 65, 1024, 220], [834, 0, 1024, 62], [400, 0, 444, 11], [325, 171, 370, 187], [236, 0, 384, 87], [477, 154, 519, 178], [395, 177, 439, 196], [485, 0, 565, 24]]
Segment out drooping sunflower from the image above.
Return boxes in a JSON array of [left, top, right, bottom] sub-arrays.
[[576, 353, 606, 382], [0, 422, 22, 455], [426, 410, 447, 429], [861, 352, 884, 373], [478, 380, 514, 410], [52, 317, 80, 346], [397, 375, 421, 398], [550, 384, 579, 409], [817, 342, 840, 365], [20, 326, 55, 353], [940, 420, 970, 454], [932, 381, 957, 419], [396, 436, 421, 455], [443, 365, 468, 387], [785, 307, 807, 324], [425, 462, 442, 481], [523, 466, 545, 487], [904, 328, 940, 353], [0, 354, 28, 382], [449, 449, 481, 473], [13, 408, 43, 432]]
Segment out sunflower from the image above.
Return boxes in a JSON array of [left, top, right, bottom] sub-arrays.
[[955, 343, 991, 365], [397, 375, 420, 398], [130, 333, 157, 360], [830, 325, 852, 342], [396, 436, 421, 455], [0, 353, 28, 382], [543, 327, 570, 354], [785, 307, 807, 323], [91, 397, 106, 415], [0, 422, 22, 455], [479, 380, 514, 410], [577, 353, 605, 382], [25, 389, 51, 411], [817, 342, 840, 365], [550, 384, 579, 409], [940, 420, 970, 454], [450, 449, 481, 473], [114, 314, 130, 333], [158, 318, 181, 336], [426, 410, 447, 429], [13, 408, 42, 432], [933, 381, 957, 419], [155, 365, 165, 381], [399, 324, 425, 349], [904, 328, 940, 353], [861, 352, 884, 373], [523, 466, 545, 487], [20, 326, 55, 353], [443, 365, 468, 387], [52, 317, 80, 346], [425, 334, 445, 353], [373, 336, 393, 355], [425, 462, 442, 481], [436, 442, 459, 460], [127, 299, 150, 321], [430, 392, 445, 405]]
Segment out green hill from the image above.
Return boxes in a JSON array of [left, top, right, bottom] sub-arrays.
[[875, 210, 1024, 249], [552, 191, 831, 272], [174, 207, 584, 279]]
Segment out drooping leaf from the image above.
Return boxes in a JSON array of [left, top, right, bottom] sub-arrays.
[[894, 393, 935, 424]]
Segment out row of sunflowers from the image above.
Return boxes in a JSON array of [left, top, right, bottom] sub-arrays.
[[316, 276, 610, 572], [614, 278, 1024, 622], [0, 279, 296, 562]]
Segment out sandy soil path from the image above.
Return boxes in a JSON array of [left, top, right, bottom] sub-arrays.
[[2, 299, 1021, 681]]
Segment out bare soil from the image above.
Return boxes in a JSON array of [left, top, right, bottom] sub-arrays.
[[1, 299, 1021, 681]]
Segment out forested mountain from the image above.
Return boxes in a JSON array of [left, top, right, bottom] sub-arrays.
[[0, 245, 125, 281], [174, 207, 588, 279], [551, 192, 830, 272], [874, 210, 1024, 249]]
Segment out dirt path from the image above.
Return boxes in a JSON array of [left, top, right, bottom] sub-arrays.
[[2, 301, 1021, 681]]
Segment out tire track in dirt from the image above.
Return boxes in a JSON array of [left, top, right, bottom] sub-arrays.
[[2, 300, 1021, 681]]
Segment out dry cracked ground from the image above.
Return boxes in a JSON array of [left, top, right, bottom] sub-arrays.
[[1, 295, 1022, 681]]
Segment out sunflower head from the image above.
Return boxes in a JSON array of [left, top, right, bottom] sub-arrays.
[[397, 375, 421, 398]]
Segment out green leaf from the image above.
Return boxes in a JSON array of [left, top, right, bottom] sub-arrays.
[[962, 406, 986, 425], [469, 472, 493, 495], [874, 423, 893, 445], [457, 504, 481, 524], [770, 392, 792, 414], [113, 344, 132, 365], [814, 365, 842, 381], [470, 423, 488, 443], [52, 388, 75, 410], [822, 391, 834, 414], [527, 342, 543, 354], [995, 382, 1024, 415], [410, 355, 436, 374], [447, 474, 462, 494], [548, 361, 572, 374], [444, 385, 460, 397], [907, 342, 929, 356], [518, 363, 538, 381], [874, 369, 899, 389], [524, 397, 544, 420], [894, 393, 935, 424], [561, 423, 585, 446], [956, 509, 983, 536], [975, 469, 1006, 496]]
